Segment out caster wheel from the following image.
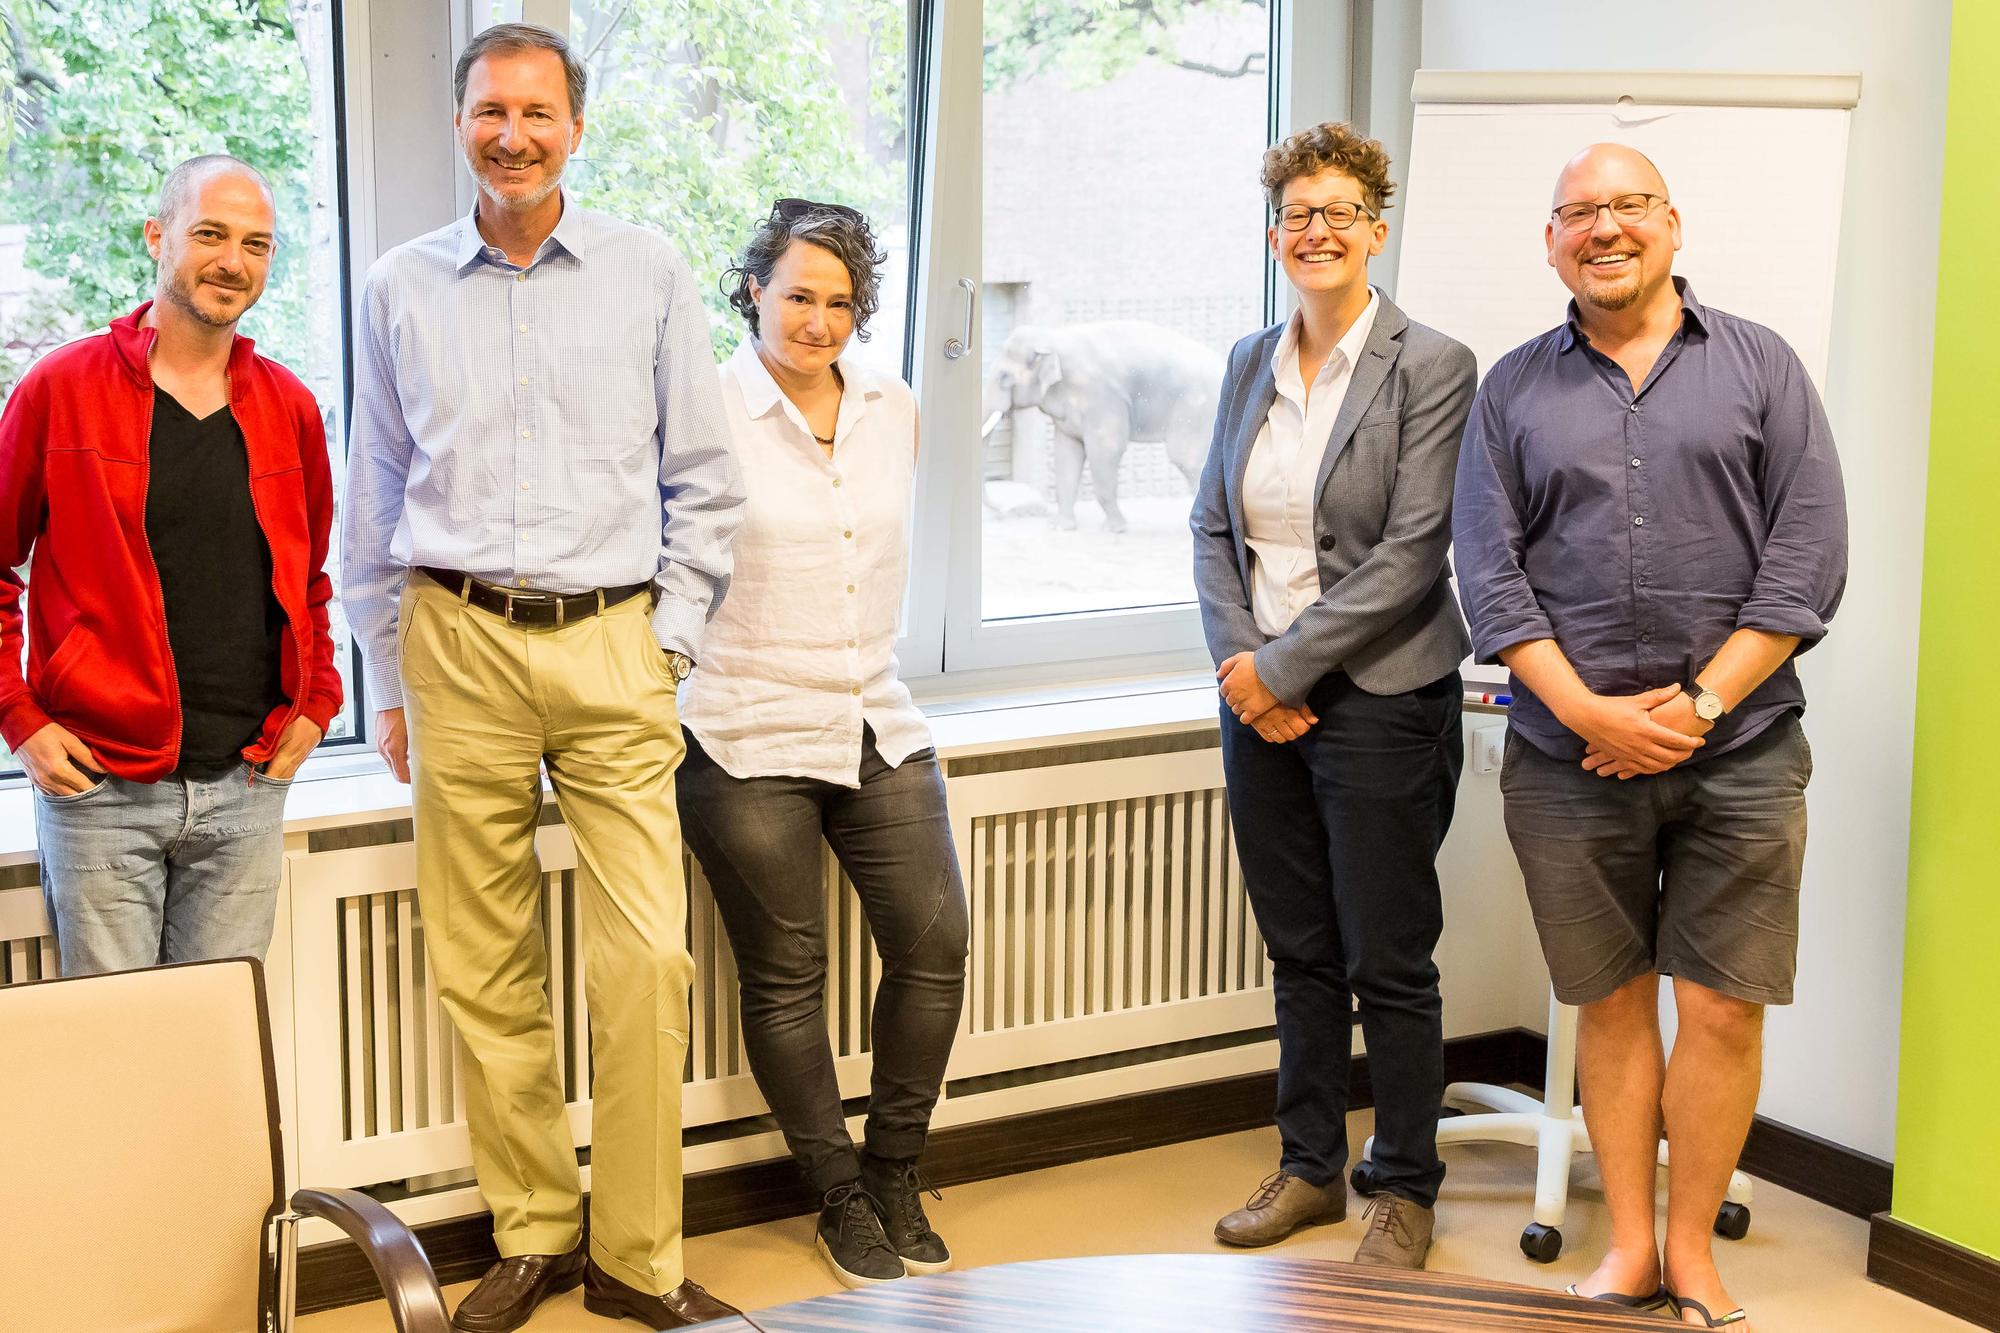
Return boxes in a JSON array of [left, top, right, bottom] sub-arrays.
[[1520, 1223, 1562, 1264], [1715, 1202, 1751, 1240], [1350, 1160, 1383, 1195]]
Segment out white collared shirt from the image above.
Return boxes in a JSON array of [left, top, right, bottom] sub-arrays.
[[1241, 290, 1380, 637], [678, 339, 932, 785]]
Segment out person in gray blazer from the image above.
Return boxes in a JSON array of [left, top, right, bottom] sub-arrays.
[[1193, 122, 1476, 1270]]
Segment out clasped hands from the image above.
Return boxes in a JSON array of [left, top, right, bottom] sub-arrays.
[[1569, 683, 1712, 780], [1217, 652, 1317, 743]]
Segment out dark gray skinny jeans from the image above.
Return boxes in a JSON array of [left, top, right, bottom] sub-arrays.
[[676, 728, 969, 1194]]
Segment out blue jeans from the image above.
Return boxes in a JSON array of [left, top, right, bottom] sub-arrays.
[[35, 763, 291, 976]]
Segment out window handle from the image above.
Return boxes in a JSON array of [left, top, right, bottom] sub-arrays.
[[943, 278, 976, 360]]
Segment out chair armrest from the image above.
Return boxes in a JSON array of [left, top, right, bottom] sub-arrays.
[[290, 1187, 453, 1333]]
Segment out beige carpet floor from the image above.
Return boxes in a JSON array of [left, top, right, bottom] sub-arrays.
[[300, 1113, 1970, 1331]]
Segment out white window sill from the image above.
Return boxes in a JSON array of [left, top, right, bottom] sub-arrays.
[[0, 672, 1229, 865]]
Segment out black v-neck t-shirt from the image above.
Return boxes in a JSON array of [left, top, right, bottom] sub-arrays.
[[145, 390, 286, 774]]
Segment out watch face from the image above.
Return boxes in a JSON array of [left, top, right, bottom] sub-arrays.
[[1694, 691, 1725, 721]]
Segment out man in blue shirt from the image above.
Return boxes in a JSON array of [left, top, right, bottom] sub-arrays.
[[342, 23, 743, 1332], [1454, 143, 1846, 1329]]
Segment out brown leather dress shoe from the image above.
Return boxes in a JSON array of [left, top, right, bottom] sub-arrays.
[[1214, 1169, 1347, 1247], [452, 1233, 589, 1333], [1352, 1193, 1435, 1269], [582, 1259, 742, 1327]]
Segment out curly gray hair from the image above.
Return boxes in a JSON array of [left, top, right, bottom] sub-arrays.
[[722, 199, 887, 342]]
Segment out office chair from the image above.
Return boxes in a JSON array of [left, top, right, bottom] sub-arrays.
[[0, 957, 451, 1332]]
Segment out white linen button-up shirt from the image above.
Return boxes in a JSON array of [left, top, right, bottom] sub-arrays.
[[1240, 290, 1380, 637], [678, 339, 932, 785]]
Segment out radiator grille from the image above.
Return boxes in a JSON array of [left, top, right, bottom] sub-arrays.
[[1, 933, 56, 986], [327, 848, 896, 1144], [966, 790, 1264, 1034], [8, 739, 1277, 1193]]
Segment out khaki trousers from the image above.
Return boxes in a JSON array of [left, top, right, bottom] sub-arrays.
[[400, 574, 692, 1295]]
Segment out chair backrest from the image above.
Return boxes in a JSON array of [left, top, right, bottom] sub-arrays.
[[0, 959, 283, 1332]]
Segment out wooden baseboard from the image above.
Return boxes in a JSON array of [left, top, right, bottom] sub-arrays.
[[1867, 1212, 2000, 1330], [1736, 1115, 1892, 1220], [297, 1026, 1540, 1313]]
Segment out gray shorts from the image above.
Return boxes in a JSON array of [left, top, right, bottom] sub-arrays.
[[1499, 713, 1812, 1007]]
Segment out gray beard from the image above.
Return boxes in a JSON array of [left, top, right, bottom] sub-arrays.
[[475, 166, 563, 212]]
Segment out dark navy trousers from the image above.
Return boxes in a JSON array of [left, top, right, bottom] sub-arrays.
[[1219, 669, 1462, 1207]]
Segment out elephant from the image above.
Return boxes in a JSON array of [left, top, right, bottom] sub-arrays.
[[983, 321, 1225, 532]]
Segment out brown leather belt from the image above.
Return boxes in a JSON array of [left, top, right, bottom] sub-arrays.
[[418, 567, 650, 627]]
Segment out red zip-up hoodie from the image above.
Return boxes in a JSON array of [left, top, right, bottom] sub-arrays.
[[0, 302, 342, 781]]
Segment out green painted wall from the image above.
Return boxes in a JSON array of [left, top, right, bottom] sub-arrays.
[[1892, 0, 2000, 1260]]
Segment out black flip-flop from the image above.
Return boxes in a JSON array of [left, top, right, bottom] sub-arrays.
[[1564, 1282, 1673, 1311], [1666, 1291, 1748, 1326]]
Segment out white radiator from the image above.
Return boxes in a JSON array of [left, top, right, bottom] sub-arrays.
[[0, 740, 1278, 1220]]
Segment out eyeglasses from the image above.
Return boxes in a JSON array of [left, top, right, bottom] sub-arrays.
[[1550, 193, 1667, 234], [772, 196, 864, 225], [1274, 201, 1376, 232]]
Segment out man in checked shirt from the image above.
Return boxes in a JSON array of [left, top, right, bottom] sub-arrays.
[[1453, 144, 1846, 1331], [342, 23, 743, 1332]]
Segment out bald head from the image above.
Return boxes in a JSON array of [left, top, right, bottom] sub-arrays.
[[1552, 142, 1668, 209], [156, 154, 274, 233]]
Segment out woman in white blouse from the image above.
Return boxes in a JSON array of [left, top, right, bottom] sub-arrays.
[[677, 199, 967, 1291], [1190, 124, 1477, 1269]]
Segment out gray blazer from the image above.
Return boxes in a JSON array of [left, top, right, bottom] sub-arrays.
[[1191, 292, 1477, 704]]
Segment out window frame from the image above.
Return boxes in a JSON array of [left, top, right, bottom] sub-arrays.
[[0, 1, 1375, 790], [0, 0, 369, 785], [897, 0, 1356, 691]]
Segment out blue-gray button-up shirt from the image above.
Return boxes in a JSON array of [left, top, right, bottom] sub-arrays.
[[343, 193, 744, 710], [1453, 279, 1847, 762]]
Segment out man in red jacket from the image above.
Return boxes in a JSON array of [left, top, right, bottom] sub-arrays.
[[0, 154, 341, 976]]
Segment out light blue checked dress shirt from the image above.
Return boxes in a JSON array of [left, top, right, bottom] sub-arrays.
[[343, 193, 744, 711]]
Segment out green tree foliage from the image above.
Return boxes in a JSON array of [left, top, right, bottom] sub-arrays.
[[983, 0, 1267, 89], [570, 0, 1259, 353], [570, 0, 909, 356], [0, 0, 315, 398], [0, 0, 1261, 382]]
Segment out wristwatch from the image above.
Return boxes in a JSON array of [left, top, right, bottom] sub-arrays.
[[665, 651, 694, 682], [1684, 682, 1726, 722]]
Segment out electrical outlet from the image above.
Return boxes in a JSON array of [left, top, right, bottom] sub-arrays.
[[1471, 724, 1505, 774]]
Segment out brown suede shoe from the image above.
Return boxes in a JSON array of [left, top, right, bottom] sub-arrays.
[[1214, 1169, 1347, 1247], [581, 1259, 741, 1327], [452, 1233, 588, 1333], [1353, 1193, 1435, 1269]]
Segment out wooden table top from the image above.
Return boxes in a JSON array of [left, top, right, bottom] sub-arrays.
[[691, 1254, 1674, 1331]]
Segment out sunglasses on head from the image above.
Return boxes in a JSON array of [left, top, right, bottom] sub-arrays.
[[772, 196, 864, 225]]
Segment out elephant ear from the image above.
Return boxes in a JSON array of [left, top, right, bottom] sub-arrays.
[[1030, 346, 1063, 397]]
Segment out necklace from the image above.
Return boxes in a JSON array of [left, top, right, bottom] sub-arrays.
[[813, 431, 835, 447]]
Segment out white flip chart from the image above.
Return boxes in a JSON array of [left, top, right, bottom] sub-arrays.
[[1395, 70, 1861, 389]]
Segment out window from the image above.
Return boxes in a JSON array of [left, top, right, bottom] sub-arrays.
[[566, 0, 914, 376], [975, 3, 1272, 623], [0, 0, 353, 776], [916, 1, 1280, 677], [548, 2, 1287, 685]]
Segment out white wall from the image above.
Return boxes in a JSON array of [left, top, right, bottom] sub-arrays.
[[1417, 0, 1953, 1159]]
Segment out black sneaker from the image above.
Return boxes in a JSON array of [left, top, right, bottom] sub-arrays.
[[862, 1155, 952, 1275], [815, 1181, 904, 1289]]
